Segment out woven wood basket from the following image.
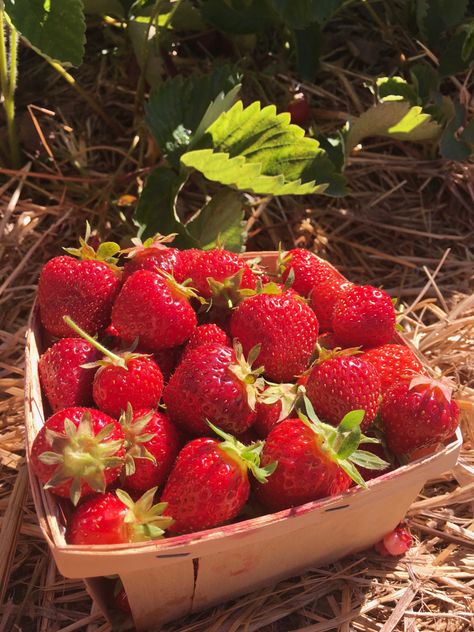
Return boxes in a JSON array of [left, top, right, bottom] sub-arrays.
[[24, 251, 464, 630]]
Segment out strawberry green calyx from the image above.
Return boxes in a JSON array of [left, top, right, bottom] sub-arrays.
[[228, 341, 265, 411], [39, 411, 124, 505], [120, 404, 157, 476], [315, 345, 363, 365], [121, 233, 178, 258], [300, 396, 389, 488], [115, 487, 174, 541], [207, 269, 247, 309], [207, 421, 277, 484], [158, 270, 206, 305], [63, 222, 121, 270], [63, 315, 146, 371], [259, 382, 305, 421]]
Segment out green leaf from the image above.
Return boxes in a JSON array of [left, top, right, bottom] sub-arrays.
[[201, 0, 276, 34], [376, 77, 418, 104], [410, 63, 440, 102], [270, 0, 346, 29], [439, 30, 474, 77], [181, 100, 345, 196], [127, 15, 163, 89], [460, 119, 474, 143], [186, 189, 246, 252], [338, 410, 365, 433], [346, 102, 441, 153], [420, 0, 468, 44], [133, 166, 191, 243], [336, 429, 361, 460], [4, 0, 85, 67], [83, 0, 128, 17], [293, 22, 322, 81], [146, 66, 242, 166]]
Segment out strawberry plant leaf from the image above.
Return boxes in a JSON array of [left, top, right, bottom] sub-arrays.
[[181, 100, 346, 196], [146, 66, 242, 166], [293, 22, 322, 80], [185, 189, 246, 252], [4, 0, 86, 67], [346, 102, 441, 153], [270, 0, 346, 29], [201, 0, 276, 34], [376, 77, 419, 104], [83, 0, 128, 17]]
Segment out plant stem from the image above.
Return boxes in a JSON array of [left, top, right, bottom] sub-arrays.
[[63, 316, 127, 368], [0, 12, 21, 168]]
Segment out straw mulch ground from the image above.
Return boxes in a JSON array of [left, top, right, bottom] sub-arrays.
[[1, 28, 474, 632]]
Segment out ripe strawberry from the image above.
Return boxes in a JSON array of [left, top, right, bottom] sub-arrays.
[[174, 248, 201, 283], [286, 94, 311, 126], [111, 270, 198, 351], [306, 349, 381, 431], [122, 234, 181, 281], [279, 249, 344, 298], [332, 285, 396, 349], [120, 406, 180, 494], [153, 347, 181, 383], [310, 278, 353, 332], [188, 248, 257, 300], [64, 317, 164, 419], [230, 290, 319, 382], [38, 227, 122, 338], [380, 376, 459, 456], [163, 342, 264, 436], [374, 526, 413, 556], [254, 383, 303, 438], [255, 406, 388, 512], [181, 324, 230, 361], [66, 487, 173, 544], [39, 338, 100, 412], [161, 424, 275, 534], [30, 408, 125, 505], [362, 344, 424, 393]]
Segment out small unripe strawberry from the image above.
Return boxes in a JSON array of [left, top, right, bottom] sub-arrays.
[[286, 94, 311, 126]]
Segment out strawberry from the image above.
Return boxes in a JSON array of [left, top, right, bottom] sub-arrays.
[[380, 376, 459, 456], [374, 526, 413, 556], [362, 344, 424, 393], [230, 289, 319, 382], [30, 408, 125, 505], [120, 406, 180, 494], [255, 405, 388, 512], [254, 383, 303, 439], [122, 234, 181, 281], [66, 487, 173, 544], [173, 248, 201, 283], [306, 349, 382, 431], [188, 248, 257, 300], [161, 424, 275, 534], [111, 270, 198, 351], [153, 347, 181, 383], [278, 249, 344, 298], [163, 342, 264, 436], [38, 226, 122, 338], [181, 324, 230, 361], [286, 94, 311, 126], [332, 285, 396, 349], [39, 338, 100, 412], [64, 317, 164, 419], [310, 278, 353, 332]]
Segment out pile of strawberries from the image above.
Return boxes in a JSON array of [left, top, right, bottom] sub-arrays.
[[31, 230, 460, 548]]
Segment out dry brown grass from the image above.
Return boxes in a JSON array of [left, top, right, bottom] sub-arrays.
[[1, 17, 473, 632]]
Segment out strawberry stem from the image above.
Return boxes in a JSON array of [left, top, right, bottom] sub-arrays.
[[63, 316, 126, 369]]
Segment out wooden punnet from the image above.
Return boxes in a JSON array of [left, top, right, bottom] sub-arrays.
[[25, 251, 464, 630]]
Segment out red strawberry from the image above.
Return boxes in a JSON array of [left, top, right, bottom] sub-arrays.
[[362, 344, 424, 393], [255, 407, 388, 512], [153, 347, 181, 383], [287, 95, 311, 126], [30, 408, 125, 505], [188, 248, 257, 300], [64, 317, 164, 419], [254, 383, 303, 438], [181, 324, 230, 361], [380, 376, 459, 456], [306, 349, 381, 431], [111, 270, 198, 351], [66, 487, 173, 544], [173, 248, 201, 283], [310, 279, 353, 332], [120, 407, 180, 494], [39, 338, 100, 412], [122, 234, 181, 281], [161, 424, 275, 534], [230, 290, 319, 382], [374, 526, 413, 556], [38, 229, 122, 338], [332, 285, 396, 349], [279, 249, 344, 298], [163, 342, 264, 436]]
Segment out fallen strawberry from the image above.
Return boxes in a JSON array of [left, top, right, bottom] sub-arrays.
[[30, 408, 125, 505], [66, 487, 173, 544], [374, 526, 413, 556], [161, 423, 276, 534]]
